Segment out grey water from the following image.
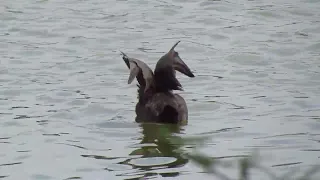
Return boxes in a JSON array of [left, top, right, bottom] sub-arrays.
[[1, 0, 320, 179]]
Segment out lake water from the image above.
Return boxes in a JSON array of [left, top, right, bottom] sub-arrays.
[[1, 0, 320, 179]]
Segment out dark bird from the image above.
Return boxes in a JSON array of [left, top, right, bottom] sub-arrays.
[[121, 41, 195, 124]]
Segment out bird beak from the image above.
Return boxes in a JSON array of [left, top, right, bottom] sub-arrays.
[[169, 41, 195, 77], [173, 54, 195, 77]]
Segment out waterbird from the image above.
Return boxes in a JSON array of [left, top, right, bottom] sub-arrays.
[[121, 41, 195, 124]]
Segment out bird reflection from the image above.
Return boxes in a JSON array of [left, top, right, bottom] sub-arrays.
[[118, 123, 189, 179]]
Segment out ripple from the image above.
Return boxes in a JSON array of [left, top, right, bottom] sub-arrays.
[[129, 157, 177, 167], [63, 177, 81, 180], [81, 155, 120, 160], [0, 162, 22, 167], [226, 53, 269, 66], [271, 162, 302, 167], [1, 0, 320, 179], [30, 174, 52, 180], [306, 42, 320, 52]]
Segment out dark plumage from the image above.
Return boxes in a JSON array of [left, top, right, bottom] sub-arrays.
[[121, 41, 195, 124]]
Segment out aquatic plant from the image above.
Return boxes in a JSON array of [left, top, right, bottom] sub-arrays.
[[156, 125, 320, 180]]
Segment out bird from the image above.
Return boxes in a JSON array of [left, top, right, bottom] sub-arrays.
[[121, 41, 195, 124]]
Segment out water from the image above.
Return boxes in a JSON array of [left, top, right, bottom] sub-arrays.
[[1, 0, 320, 179]]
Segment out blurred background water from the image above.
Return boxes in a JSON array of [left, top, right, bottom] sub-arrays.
[[0, 0, 320, 179]]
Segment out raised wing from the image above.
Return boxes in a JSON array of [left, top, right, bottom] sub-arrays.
[[120, 51, 154, 92]]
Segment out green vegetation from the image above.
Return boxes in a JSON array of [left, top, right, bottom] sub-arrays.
[[151, 124, 320, 180]]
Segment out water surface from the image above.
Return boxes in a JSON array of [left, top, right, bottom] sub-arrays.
[[1, 0, 320, 179]]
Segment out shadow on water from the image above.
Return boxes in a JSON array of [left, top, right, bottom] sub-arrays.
[[118, 123, 189, 179]]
